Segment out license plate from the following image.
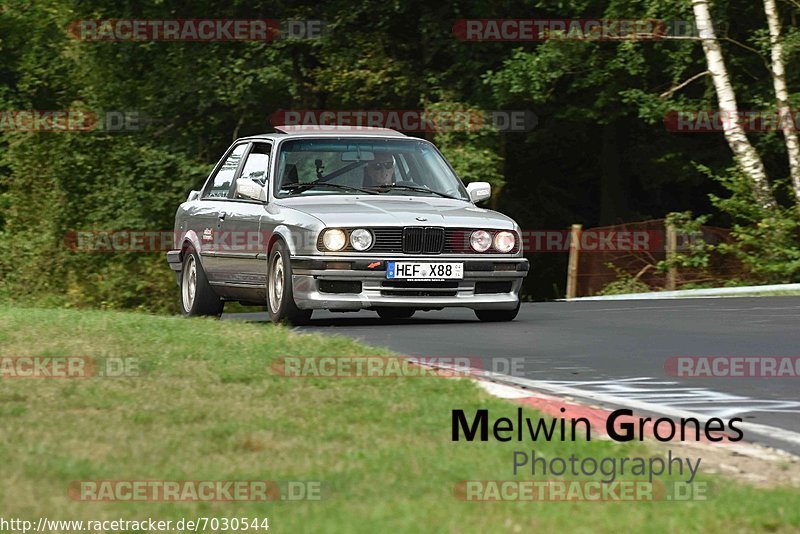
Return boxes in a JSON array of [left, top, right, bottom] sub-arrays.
[[386, 262, 464, 280]]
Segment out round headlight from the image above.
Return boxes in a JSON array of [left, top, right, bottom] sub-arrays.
[[494, 231, 516, 253], [470, 230, 492, 252], [322, 229, 347, 251], [350, 228, 373, 251]]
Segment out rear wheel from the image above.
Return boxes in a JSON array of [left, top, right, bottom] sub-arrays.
[[267, 240, 312, 325], [180, 247, 224, 317], [474, 301, 520, 322], [376, 307, 415, 320]]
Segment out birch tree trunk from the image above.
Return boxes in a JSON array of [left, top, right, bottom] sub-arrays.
[[691, 0, 777, 210], [764, 0, 800, 205]]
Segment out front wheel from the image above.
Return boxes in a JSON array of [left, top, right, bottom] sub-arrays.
[[474, 301, 520, 322], [267, 240, 312, 325], [180, 247, 224, 317]]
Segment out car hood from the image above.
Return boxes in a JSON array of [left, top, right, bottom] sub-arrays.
[[276, 196, 517, 229]]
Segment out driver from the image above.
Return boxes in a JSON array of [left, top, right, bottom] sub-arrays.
[[364, 154, 395, 187]]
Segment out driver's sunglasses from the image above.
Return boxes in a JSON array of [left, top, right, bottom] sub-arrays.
[[369, 161, 394, 171]]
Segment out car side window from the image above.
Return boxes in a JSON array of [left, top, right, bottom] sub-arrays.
[[238, 143, 272, 189], [204, 143, 247, 199]]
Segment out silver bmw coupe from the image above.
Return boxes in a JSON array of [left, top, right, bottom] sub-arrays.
[[167, 125, 528, 324]]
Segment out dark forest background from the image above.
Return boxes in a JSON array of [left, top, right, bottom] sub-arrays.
[[1, 0, 799, 311]]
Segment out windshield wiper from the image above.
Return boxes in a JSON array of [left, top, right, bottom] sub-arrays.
[[370, 184, 461, 200], [283, 181, 379, 195]]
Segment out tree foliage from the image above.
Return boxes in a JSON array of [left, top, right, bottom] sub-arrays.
[[1, 0, 800, 308]]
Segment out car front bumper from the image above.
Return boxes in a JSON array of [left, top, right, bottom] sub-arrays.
[[289, 256, 528, 311]]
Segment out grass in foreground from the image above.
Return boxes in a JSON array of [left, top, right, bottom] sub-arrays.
[[0, 306, 798, 532]]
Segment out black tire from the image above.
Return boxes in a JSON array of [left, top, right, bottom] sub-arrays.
[[267, 240, 312, 325], [474, 301, 520, 322], [180, 247, 224, 317], [376, 307, 415, 320]]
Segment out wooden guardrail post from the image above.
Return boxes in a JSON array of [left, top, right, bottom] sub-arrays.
[[566, 224, 582, 299], [665, 222, 677, 290]]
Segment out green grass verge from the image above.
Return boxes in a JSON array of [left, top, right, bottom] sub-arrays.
[[0, 306, 798, 532]]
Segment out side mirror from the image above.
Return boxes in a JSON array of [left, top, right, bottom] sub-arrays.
[[466, 182, 491, 203], [235, 178, 267, 202], [187, 190, 200, 202]]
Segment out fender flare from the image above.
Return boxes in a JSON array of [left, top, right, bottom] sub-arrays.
[[179, 230, 206, 269]]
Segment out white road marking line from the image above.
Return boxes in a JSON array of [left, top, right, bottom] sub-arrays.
[[470, 368, 800, 448], [567, 306, 708, 312], [540, 378, 800, 418], [477, 381, 535, 399], [474, 377, 800, 461], [566, 305, 800, 313]]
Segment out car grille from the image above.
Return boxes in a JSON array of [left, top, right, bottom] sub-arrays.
[[444, 230, 471, 253], [382, 280, 459, 289], [380, 290, 458, 297], [319, 280, 362, 294], [378, 279, 460, 297], [371, 228, 403, 253], [402, 227, 444, 254], [317, 227, 517, 254], [474, 281, 513, 294]]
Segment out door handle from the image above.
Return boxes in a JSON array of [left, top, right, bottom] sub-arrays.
[[218, 212, 227, 221]]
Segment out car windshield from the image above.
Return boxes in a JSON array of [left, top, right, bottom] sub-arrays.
[[274, 138, 469, 200]]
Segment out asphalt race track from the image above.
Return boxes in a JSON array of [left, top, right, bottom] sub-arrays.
[[224, 296, 800, 454]]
